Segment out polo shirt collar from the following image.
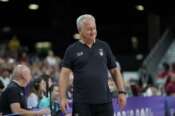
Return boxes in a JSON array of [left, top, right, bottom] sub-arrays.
[[79, 39, 96, 45]]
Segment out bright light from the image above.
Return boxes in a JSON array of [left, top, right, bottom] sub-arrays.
[[36, 42, 51, 48], [2, 26, 11, 32], [28, 4, 39, 10], [136, 5, 144, 11], [136, 54, 144, 60], [0, 0, 9, 2]]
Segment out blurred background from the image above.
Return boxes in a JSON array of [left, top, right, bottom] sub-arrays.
[[1, 0, 175, 115], [0, 0, 174, 70]]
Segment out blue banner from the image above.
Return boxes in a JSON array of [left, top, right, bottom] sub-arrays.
[[113, 96, 165, 116], [29, 96, 175, 116], [165, 96, 175, 116]]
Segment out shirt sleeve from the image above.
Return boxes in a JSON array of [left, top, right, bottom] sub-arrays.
[[62, 46, 73, 70], [7, 87, 21, 104], [105, 42, 117, 69]]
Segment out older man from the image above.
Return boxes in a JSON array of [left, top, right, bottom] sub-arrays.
[[59, 14, 126, 116], [0, 64, 50, 116]]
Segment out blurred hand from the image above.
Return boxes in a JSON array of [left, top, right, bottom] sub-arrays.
[[60, 97, 69, 113], [118, 94, 127, 110], [37, 108, 50, 116]]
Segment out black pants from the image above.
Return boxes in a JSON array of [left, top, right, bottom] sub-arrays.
[[72, 102, 114, 116]]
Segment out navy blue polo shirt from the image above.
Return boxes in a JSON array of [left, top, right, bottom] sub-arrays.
[[62, 39, 117, 104], [0, 81, 27, 115]]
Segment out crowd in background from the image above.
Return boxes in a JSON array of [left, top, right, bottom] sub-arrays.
[[124, 62, 175, 97], [0, 37, 175, 115]]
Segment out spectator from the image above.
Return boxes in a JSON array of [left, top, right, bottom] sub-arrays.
[[157, 62, 170, 79], [138, 64, 154, 93], [0, 80, 4, 96], [0, 64, 50, 115], [50, 84, 62, 116], [165, 73, 175, 96]]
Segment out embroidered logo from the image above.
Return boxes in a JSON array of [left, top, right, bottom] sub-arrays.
[[99, 49, 104, 56], [76, 51, 83, 57]]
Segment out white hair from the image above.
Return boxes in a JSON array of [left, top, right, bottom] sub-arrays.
[[11, 64, 29, 80], [76, 14, 96, 32]]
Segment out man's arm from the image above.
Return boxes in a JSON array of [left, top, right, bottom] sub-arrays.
[[59, 67, 72, 112], [110, 68, 126, 110], [10, 103, 50, 116], [110, 68, 125, 92]]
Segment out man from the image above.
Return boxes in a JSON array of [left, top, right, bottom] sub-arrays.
[[59, 14, 126, 116], [0, 64, 50, 116]]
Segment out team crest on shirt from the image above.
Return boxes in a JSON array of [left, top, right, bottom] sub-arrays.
[[98, 49, 104, 56], [76, 51, 83, 57]]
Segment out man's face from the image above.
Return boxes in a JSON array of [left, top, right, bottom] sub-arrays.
[[80, 19, 97, 41], [22, 69, 32, 87]]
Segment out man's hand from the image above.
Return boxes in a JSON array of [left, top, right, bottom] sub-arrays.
[[60, 97, 69, 113], [118, 94, 127, 110]]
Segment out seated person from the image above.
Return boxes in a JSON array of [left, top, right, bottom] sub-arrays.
[[0, 64, 50, 116]]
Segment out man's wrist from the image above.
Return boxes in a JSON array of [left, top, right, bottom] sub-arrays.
[[118, 90, 127, 95]]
